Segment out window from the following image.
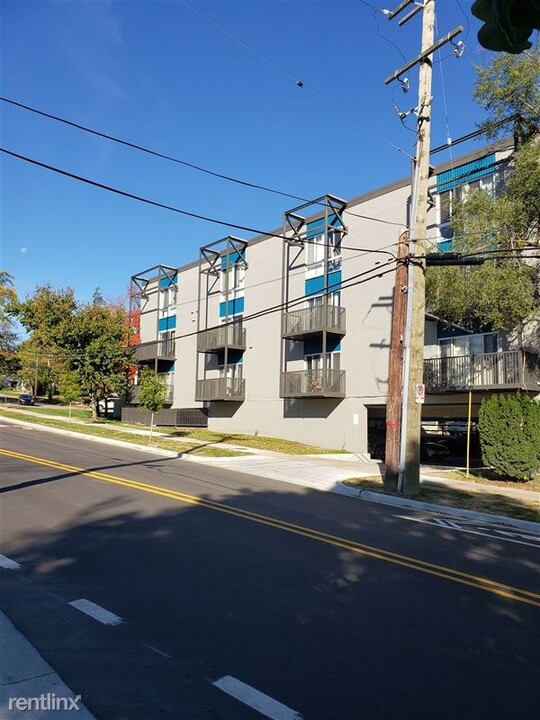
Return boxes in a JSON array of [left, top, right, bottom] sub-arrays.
[[439, 332, 498, 357], [218, 362, 242, 379], [438, 174, 495, 244], [158, 330, 175, 356], [159, 286, 177, 316], [221, 263, 245, 294], [305, 353, 340, 371], [306, 231, 342, 273], [306, 234, 324, 270], [306, 291, 340, 310], [328, 230, 342, 271]]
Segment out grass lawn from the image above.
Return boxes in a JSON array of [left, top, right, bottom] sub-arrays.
[[425, 467, 540, 492], [154, 426, 350, 455], [0, 410, 245, 458], [9, 403, 349, 455], [343, 476, 539, 523], [21, 406, 93, 420]]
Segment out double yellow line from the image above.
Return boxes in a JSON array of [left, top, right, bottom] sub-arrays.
[[2, 447, 539, 608]]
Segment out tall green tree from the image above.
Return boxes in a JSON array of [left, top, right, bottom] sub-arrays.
[[473, 47, 540, 142], [13, 284, 76, 346], [55, 302, 134, 419], [426, 49, 540, 332]]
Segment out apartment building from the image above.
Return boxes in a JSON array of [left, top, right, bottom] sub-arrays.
[[127, 138, 539, 453]]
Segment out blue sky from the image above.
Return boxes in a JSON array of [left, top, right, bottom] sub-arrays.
[[2, 0, 496, 304]]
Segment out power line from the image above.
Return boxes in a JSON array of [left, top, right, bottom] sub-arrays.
[[148, 241, 400, 315], [178, 0, 414, 160], [0, 96, 305, 203], [0, 96, 405, 229], [1, 146, 400, 257], [175, 262, 398, 342]]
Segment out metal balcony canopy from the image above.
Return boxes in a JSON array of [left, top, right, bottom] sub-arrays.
[[130, 263, 178, 298], [283, 194, 348, 246]]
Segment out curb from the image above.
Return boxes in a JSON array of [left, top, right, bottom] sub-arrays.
[[0, 612, 96, 719], [0, 416, 183, 459], [339, 484, 539, 532]]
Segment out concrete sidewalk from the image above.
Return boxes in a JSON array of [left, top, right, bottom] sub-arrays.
[[0, 611, 96, 719], [2, 411, 538, 527]]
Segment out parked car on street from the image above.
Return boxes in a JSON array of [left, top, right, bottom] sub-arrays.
[[18, 393, 35, 406]]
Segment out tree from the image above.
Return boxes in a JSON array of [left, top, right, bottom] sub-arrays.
[[13, 284, 76, 347], [473, 47, 540, 142], [137, 367, 167, 441], [478, 393, 540, 480], [55, 302, 134, 420], [92, 287, 105, 306], [426, 49, 540, 331], [0, 271, 19, 383], [59, 371, 83, 422], [12, 285, 134, 418]]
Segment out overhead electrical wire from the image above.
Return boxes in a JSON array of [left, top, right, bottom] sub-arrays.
[[0, 96, 405, 229], [154, 242, 401, 315], [177, 0, 414, 160], [174, 262, 399, 342], [0, 96, 305, 203], [0, 147, 400, 259]]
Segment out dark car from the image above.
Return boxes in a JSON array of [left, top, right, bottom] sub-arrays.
[[18, 393, 35, 406], [369, 430, 450, 462]]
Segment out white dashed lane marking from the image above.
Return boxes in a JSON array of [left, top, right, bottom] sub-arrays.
[[69, 599, 123, 625], [213, 676, 303, 720]]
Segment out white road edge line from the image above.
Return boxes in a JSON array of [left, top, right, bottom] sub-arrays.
[[213, 676, 302, 720], [69, 599, 123, 626], [395, 515, 540, 548], [0, 554, 21, 570]]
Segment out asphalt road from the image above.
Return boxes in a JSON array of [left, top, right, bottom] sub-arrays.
[[1, 423, 539, 720]]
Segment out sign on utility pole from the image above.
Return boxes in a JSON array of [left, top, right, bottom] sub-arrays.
[[384, 0, 462, 496]]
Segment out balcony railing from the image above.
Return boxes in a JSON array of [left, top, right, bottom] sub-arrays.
[[134, 339, 175, 362], [423, 350, 538, 392], [195, 377, 245, 401], [280, 369, 346, 398], [282, 305, 346, 339], [197, 325, 246, 352]]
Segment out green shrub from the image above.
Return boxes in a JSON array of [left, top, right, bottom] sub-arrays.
[[478, 392, 540, 480]]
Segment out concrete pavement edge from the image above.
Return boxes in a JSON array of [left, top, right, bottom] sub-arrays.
[[0, 611, 96, 719]]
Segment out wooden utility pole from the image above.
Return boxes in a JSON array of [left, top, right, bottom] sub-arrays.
[[383, 231, 409, 492], [384, 0, 462, 496], [401, 0, 435, 495]]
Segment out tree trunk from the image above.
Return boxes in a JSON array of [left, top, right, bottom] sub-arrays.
[[68, 402, 72, 423], [149, 411, 154, 442]]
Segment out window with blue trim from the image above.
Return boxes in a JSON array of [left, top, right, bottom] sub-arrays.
[[159, 284, 177, 317], [436, 155, 496, 250]]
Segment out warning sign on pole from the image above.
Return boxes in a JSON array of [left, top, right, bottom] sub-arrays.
[[415, 383, 425, 404]]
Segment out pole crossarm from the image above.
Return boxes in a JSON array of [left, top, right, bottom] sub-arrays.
[[386, 0, 417, 21], [384, 25, 463, 85]]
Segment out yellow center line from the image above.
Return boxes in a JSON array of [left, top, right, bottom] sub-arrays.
[[1, 447, 539, 608]]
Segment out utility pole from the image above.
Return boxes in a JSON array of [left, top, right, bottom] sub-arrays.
[[384, 231, 409, 492], [384, 0, 462, 495]]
